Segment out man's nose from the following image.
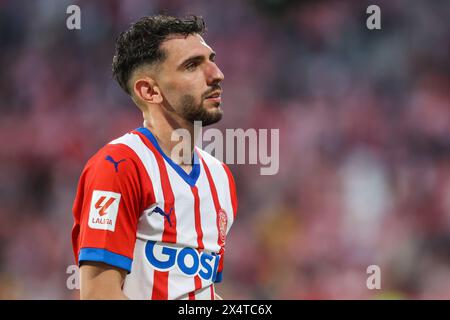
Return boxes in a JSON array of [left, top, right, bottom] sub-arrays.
[[207, 62, 224, 84]]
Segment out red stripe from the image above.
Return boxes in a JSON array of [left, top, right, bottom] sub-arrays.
[[191, 173, 204, 296], [152, 272, 169, 300], [222, 163, 238, 219], [134, 131, 177, 242], [210, 285, 214, 300], [188, 276, 202, 300], [194, 275, 202, 292], [134, 130, 176, 300], [199, 158, 221, 228], [191, 186, 204, 250], [199, 156, 225, 273]]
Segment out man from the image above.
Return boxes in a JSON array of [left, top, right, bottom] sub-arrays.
[[71, 15, 237, 300]]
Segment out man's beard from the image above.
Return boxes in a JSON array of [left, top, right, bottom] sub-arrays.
[[179, 94, 223, 126]]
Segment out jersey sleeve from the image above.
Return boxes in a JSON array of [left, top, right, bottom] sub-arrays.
[[71, 143, 154, 273]]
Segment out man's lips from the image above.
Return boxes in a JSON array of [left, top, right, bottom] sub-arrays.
[[204, 91, 222, 103], [205, 96, 221, 102]]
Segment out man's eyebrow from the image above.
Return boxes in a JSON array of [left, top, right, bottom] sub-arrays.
[[178, 52, 216, 68]]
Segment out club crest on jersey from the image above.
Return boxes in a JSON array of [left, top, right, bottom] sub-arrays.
[[218, 208, 228, 244], [88, 190, 121, 231]]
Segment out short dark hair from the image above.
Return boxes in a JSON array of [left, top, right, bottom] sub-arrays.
[[112, 15, 206, 95]]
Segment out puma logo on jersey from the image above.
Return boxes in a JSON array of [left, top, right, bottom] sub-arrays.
[[105, 155, 126, 172], [152, 206, 174, 227]]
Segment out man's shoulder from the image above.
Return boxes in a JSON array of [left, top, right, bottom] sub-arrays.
[[195, 147, 224, 167], [196, 147, 238, 216], [84, 132, 142, 172], [195, 147, 235, 177]]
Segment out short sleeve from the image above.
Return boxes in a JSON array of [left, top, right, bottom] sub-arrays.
[[71, 143, 154, 272]]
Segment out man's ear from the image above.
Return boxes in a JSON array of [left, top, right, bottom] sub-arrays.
[[133, 77, 163, 104]]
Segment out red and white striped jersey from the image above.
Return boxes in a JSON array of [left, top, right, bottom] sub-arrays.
[[72, 127, 238, 300]]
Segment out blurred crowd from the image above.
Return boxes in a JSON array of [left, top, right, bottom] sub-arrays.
[[0, 0, 449, 299]]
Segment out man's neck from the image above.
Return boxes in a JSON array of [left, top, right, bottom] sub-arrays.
[[143, 110, 199, 171]]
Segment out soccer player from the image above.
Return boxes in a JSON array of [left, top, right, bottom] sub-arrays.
[[71, 15, 237, 300]]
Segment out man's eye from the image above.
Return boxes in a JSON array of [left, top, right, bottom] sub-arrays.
[[186, 63, 197, 70]]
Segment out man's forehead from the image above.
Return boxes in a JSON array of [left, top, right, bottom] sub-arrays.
[[160, 34, 213, 62]]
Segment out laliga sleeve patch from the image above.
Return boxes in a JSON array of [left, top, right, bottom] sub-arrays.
[[88, 190, 121, 231]]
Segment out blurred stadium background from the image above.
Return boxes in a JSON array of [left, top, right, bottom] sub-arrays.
[[0, 0, 449, 299]]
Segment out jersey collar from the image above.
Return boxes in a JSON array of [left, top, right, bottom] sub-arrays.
[[136, 127, 201, 187]]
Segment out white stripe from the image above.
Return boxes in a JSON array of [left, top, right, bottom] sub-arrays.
[[197, 149, 235, 235], [222, 168, 236, 234], [195, 285, 213, 300], [176, 284, 212, 300], [196, 168, 221, 253], [168, 270, 197, 300], [110, 133, 166, 242], [123, 239, 154, 299], [165, 165, 199, 299], [165, 165, 197, 247]]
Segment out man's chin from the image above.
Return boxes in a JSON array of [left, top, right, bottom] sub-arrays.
[[204, 99, 222, 109], [199, 108, 223, 126]]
